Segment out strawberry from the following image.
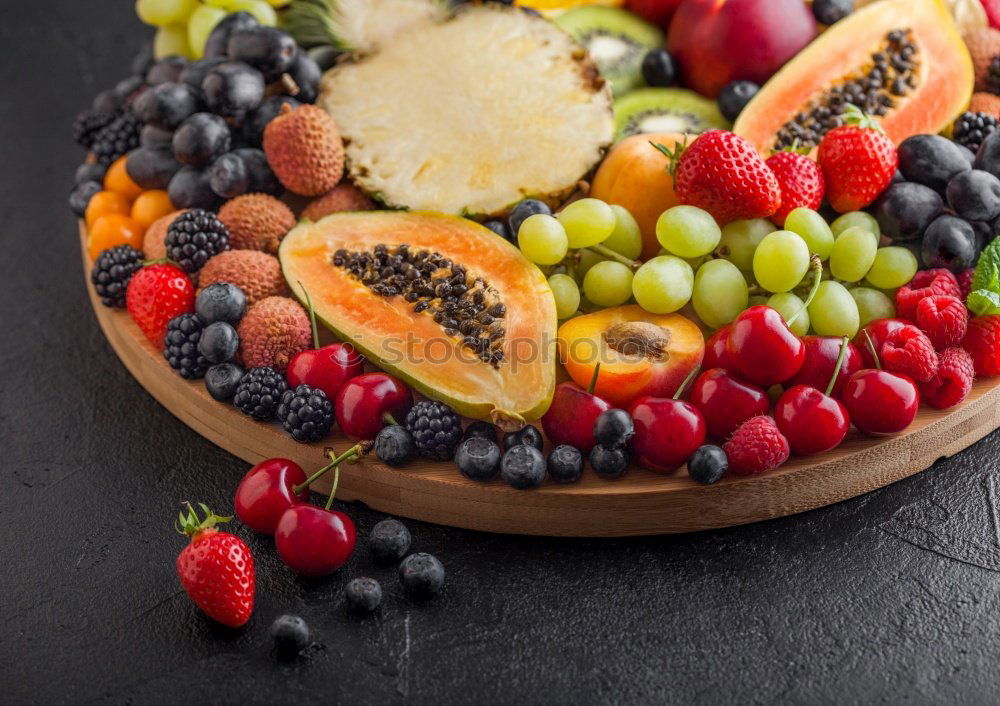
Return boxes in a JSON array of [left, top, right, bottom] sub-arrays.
[[817, 105, 898, 213], [655, 130, 781, 224], [765, 151, 825, 226], [126, 262, 195, 348], [176, 503, 254, 628]]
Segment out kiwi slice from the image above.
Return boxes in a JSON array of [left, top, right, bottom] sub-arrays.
[[613, 88, 731, 141], [554, 6, 663, 97]]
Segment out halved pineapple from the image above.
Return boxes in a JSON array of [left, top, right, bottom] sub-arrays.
[[318, 5, 615, 216]]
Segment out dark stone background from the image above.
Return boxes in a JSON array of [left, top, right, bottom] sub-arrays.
[[4, 2, 1000, 703]]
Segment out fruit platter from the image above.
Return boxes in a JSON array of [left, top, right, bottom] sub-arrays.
[[72, 0, 1000, 540]]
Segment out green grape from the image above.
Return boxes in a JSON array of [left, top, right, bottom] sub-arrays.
[[748, 294, 769, 307], [153, 23, 193, 58], [717, 219, 776, 271], [656, 205, 722, 258], [692, 259, 748, 329], [548, 274, 581, 320], [752, 230, 810, 293], [557, 198, 616, 249], [603, 205, 643, 259], [767, 292, 809, 336], [583, 261, 634, 308], [865, 246, 918, 289], [188, 4, 228, 59], [831, 211, 880, 239], [575, 249, 605, 280], [829, 226, 878, 282], [850, 287, 896, 327], [136, 0, 198, 26], [226, 0, 278, 24], [632, 256, 694, 314], [784, 207, 835, 261], [808, 281, 860, 337], [518, 214, 568, 265]]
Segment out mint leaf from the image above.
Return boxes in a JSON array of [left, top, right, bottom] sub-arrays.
[[968, 236, 1000, 315], [969, 289, 1000, 317]]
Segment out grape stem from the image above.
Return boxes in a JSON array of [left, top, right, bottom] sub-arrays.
[[825, 336, 850, 397], [787, 254, 823, 326], [584, 244, 643, 270]]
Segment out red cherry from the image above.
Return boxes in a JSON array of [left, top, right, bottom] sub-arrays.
[[784, 336, 862, 397], [286, 342, 365, 401], [629, 397, 707, 472], [689, 368, 770, 440], [775, 385, 850, 455], [335, 372, 413, 440], [275, 504, 357, 576], [841, 369, 919, 436], [853, 318, 909, 368], [702, 325, 736, 370], [541, 365, 611, 452], [234, 458, 309, 535], [727, 305, 805, 386]]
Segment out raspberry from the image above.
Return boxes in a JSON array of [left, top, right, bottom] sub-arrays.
[[915, 295, 968, 350], [962, 315, 1000, 377], [958, 268, 975, 300], [919, 348, 975, 409], [723, 416, 790, 477], [895, 269, 961, 321], [881, 324, 939, 382]]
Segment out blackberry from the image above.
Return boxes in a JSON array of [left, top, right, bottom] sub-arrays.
[[234, 366, 288, 420], [165, 208, 230, 273], [277, 384, 333, 443], [90, 111, 142, 165], [90, 244, 144, 308], [988, 56, 1000, 97], [404, 400, 463, 460], [163, 313, 210, 379], [952, 112, 999, 155], [73, 108, 117, 150]]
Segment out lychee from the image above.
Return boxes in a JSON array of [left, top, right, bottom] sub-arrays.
[[263, 104, 344, 197], [218, 193, 295, 253], [197, 250, 290, 305], [143, 209, 186, 260], [301, 182, 375, 222], [237, 296, 311, 372]]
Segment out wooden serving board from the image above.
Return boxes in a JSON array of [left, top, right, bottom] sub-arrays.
[[81, 226, 1000, 536]]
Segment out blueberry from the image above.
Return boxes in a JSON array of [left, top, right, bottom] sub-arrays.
[[74, 163, 107, 187], [463, 420, 498, 443], [398, 553, 445, 600], [125, 147, 183, 190], [169, 166, 221, 210], [172, 113, 232, 167], [285, 51, 322, 103], [547, 444, 583, 484], [69, 181, 102, 217], [374, 425, 416, 467], [455, 437, 501, 481], [201, 61, 265, 120], [133, 82, 203, 129], [947, 169, 1000, 222], [593, 409, 634, 449], [270, 614, 310, 655], [641, 48, 678, 88], [717, 80, 760, 122], [687, 444, 728, 484], [146, 55, 189, 85], [198, 321, 240, 364], [232, 147, 282, 196], [502, 425, 543, 452], [208, 153, 251, 199], [227, 27, 298, 82], [196, 282, 247, 324], [345, 577, 383, 614], [482, 219, 514, 244], [140, 124, 174, 149], [812, 0, 854, 24], [507, 199, 551, 239], [204, 362, 244, 402], [872, 181, 943, 241], [898, 134, 971, 192], [590, 444, 629, 480], [243, 96, 300, 147], [500, 444, 546, 489], [921, 215, 979, 273], [179, 56, 227, 91], [370, 518, 411, 565], [204, 11, 260, 59]]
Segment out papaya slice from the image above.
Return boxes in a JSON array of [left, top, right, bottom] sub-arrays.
[[734, 0, 973, 155], [279, 212, 557, 427]]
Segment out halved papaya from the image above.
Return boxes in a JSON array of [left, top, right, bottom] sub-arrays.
[[734, 0, 973, 155], [279, 212, 557, 427]]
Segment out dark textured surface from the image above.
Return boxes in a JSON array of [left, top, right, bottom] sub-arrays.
[[5, 2, 1000, 703]]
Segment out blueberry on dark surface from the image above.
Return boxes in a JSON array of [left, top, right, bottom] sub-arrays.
[[74, 162, 107, 186], [345, 577, 383, 614], [463, 420, 498, 443], [398, 553, 445, 600], [640, 48, 678, 88], [405, 400, 464, 460], [140, 123, 174, 148], [270, 614, 310, 655], [482, 219, 514, 244], [208, 153, 251, 199], [204, 362, 245, 402], [69, 180, 102, 217], [454, 437, 501, 481], [898, 134, 971, 192], [163, 313, 210, 379], [921, 215, 979, 273], [91, 111, 142, 165], [593, 409, 634, 449], [204, 11, 260, 58], [374, 425, 416, 467], [812, 0, 854, 25], [277, 384, 333, 443], [687, 444, 728, 484], [172, 113, 231, 167], [243, 96, 300, 146], [73, 108, 117, 150], [589, 444, 629, 480], [227, 27, 297, 82], [90, 244, 144, 308], [201, 61, 265, 120], [91, 89, 122, 115], [132, 82, 202, 129], [146, 55, 189, 85], [232, 147, 283, 196], [197, 321, 239, 364], [169, 166, 222, 210], [179, 56, 227, 90], [502, 425, 543, 452], [507, 199, 551, 239], [234, 366, 289, 420], [872, 181, 943, 241], [953, 112, 999, 155], [165, 208, 230, 272], [284, 52, 322, 103], [717, 80, 759, 122], [126, 146, 183, 190], [546, 444, 584, 484], [946, 169, 1000, 222], [500, 444, 546, 489], [370, 518, 411, 565], [132, 44, 154, 77], [196, 282, 247, 324]]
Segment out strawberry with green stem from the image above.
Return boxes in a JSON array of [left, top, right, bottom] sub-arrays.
[[817, 104, 898, 213]]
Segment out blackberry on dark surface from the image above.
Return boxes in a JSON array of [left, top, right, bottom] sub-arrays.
[[234, 366, 288, 420], [163, 313, 210, 379], [91, 111, 142, 165], [404, 400, 463, 460], [91, 244, 144, 308], [73, 108, 117, 150], [374, 425, 416, 466], [952, 112, 999, 155], [277, 384, 333, 443], [165, 208, 231, 273], [987, 56, 1000, 96], [369, 518, 412, 565], [344, 577, 382, 614]]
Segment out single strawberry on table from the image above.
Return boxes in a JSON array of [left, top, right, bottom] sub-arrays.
[[126, 261, 195, 347], [765, 150, 825, 226], [817, 105, 898, 213]]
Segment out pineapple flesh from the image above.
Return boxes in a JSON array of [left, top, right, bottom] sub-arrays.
[[318, 5, 615, 216]]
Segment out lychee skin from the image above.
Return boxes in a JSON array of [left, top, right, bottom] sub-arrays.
[[263, 104, 344, 197], [198, 250, 290, 305], [143, 209, 186, 261], [966, 27, 1000, 92], [237, 296, 311, 372], [301, 182, 375, 222], [218, 193, 295, 253]]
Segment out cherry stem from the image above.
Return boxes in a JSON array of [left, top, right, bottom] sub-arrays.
[[825, 336, 850, 397], [292, 446, 357, 495], [587, 362, 601, 395], [324, 465, 341, 511], [299, 280, 320, 350], [788, 254, 823, 326], [383, 412, 398, 427], [673, 364, 701, 400], [862, 329, 882, 370], [585, 244, 642, 270]]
